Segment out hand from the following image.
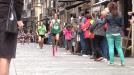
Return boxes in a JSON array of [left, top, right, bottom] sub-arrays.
[[48, 32, 51, 34], [129, 19, 134, 24], [17, 21, 24, 30], [128, 12, 133, 16]]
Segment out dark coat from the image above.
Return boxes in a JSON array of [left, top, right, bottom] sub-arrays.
[[0, 0, 24, 58], [0, 0, 24, 20]]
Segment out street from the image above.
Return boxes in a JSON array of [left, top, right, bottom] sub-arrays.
[[9, 43, 134, 75]]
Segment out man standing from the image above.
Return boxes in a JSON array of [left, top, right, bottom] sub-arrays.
[[0, 0, 24, 75]]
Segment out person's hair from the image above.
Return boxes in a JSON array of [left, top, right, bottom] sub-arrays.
[[54, 13, 58, 17], [85, 11, 92, 19], [81, 12, 85, 16], [92, 13, 96, 19], [107, 2, 119, 17]]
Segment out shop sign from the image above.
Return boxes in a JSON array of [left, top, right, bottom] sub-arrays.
[[92, 6, 101, 12], [59, 7, 65, 12], [99, 0, 110, 2], [95, 0, 110, 5]]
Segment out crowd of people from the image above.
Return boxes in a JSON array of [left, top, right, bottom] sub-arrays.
[[0, 1, 128, 75], [17, 2, 125, 66], [48, 2, 125, 66]]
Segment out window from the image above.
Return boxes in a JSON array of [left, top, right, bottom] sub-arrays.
[[95, 0, 99, 3]]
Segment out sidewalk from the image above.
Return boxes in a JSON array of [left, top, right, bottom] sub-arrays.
[[9, 43, 134, 75]]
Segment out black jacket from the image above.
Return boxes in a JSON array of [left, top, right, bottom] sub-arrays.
[[0, 0, 24, 21]]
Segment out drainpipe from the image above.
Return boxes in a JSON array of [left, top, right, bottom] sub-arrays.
[[132, 0, 134, 57]]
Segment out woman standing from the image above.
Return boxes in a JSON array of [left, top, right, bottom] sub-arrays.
[[106, 2, 125, 66], [92, 12, 107, 61], [0, 0, 24, 75]]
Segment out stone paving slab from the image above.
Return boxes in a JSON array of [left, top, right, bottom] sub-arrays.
[[9, 43, 134, 75], [9, 60, 16, 75]]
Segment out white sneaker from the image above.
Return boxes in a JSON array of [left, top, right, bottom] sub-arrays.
[[108, 63, 115, 66], [102, 58, 108, 62], [82, 54, 88, 57], [121, 62, 125, 66], [37, 45, 39, 48], [67, 51, 71, 54]]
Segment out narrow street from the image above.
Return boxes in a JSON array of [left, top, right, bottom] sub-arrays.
[[9, 43, 134, 75]]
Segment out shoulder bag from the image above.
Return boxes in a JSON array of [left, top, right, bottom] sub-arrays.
[[6, 0, 17, 34]]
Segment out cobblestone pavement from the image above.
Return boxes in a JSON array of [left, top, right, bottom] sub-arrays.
[[9, 43, 134, 75]]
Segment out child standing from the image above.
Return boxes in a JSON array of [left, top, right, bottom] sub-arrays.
[[63, 25, 73, 54]]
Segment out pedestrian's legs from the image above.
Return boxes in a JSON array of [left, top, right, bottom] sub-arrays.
[[89, 38, 94, 56], [93, 35, 103, 59], [52, 35, 56, 56], [80, 33, 86, 55], [106, 34, 114, 64], [55, 34, 60, 52], [38, 36, 42, 49], [68, 40, 72, 53], [47, 34, 51, 44], [89, 38, 95, 59], [101, 36, 109, 60], [41, 38, 44, 49], [74, 34, 80, 53], [66, 40, 69, 51], [0, 58, 11, 75], [115, 35, 125, 64], [85, 38, 92, 55]]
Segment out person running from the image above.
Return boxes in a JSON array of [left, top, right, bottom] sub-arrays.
[[50, 14, 62, 56], [37, 22, 46, 49]]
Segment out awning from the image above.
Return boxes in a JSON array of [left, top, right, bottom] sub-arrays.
[[59, 10, 65, 15], [93, 0, 110, 6], [58, 0, 75, 2], [58, 0, 88, 2], [65, 1, 91, 10]]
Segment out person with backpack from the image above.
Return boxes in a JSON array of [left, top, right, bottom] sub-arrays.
[[50, 14, 62, 56]]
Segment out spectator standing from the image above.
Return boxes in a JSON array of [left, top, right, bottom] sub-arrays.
[[63, 25, 73, 54], [106, 2, 125, 66], [0, 0, 24, 75]]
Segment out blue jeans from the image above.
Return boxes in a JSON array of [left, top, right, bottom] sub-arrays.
[[101, 36, 109, 59], [47, 34, 52, 44], [80, 32, 86, 54]]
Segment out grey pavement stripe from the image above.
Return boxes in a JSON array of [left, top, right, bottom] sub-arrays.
[[15, 67, 134, 71], [13, 60, 17, 75], [114, 63, 134, 69]]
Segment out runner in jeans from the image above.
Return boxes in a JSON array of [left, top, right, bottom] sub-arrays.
[[50, 14, 62, 56]]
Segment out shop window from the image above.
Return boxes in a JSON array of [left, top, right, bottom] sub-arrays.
[[95, 0, 99, 3]]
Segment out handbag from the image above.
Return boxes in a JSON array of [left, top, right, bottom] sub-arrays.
[[6, 0, 17, 34]]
